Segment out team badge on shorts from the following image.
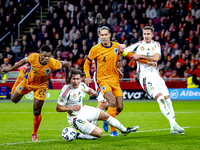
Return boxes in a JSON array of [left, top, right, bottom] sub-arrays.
[[152, 47, 155, 51], [102, 86, 106, 91], [18, 86, 22, 91], [73, 94, 77, 99], [114, 48, 118, 54], [140, 46, 145, 51], [151, 87, 154, 91]]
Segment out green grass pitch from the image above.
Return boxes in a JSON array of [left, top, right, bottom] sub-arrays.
[[0, 100, 200, 150]]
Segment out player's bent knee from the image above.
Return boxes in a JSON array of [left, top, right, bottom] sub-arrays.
[[90, 127, 103, 138], [33, 111, 41, 116], [116, 105, 123, 112]]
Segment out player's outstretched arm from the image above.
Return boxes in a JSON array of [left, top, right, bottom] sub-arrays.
[[2, 58, 28, 73], [86, 88, 97, 97], [84, 59, 92, 86], [56, 104, 81, 112], [135, 53, 160, 62]]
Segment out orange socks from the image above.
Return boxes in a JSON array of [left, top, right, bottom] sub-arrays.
[[11, 70, 24, 96], [32, 114, 42, 135], [107, 107, 117, 132]]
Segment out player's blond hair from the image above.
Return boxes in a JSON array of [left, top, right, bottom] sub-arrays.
[[142, 26, 154, 33]]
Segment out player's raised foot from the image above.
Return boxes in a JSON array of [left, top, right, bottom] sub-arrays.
[[173, 123, 185, 133], [121, 126, 139, 136], [31, 134, 38, 141], [110, 131, 119, 137], [103, 121, 108, 132]]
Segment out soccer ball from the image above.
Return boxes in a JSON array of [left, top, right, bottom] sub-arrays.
[[62, 127, 76, 142]]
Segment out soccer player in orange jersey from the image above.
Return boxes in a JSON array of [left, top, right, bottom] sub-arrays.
[[84, 26, 156, 136], [2, 45, 70, 141]]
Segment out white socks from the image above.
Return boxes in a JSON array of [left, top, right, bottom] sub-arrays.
[[106, 116, 127, 132], [165, 98, 175, 120], [157, 96, 175, 128], [76, 133, 98, 139]]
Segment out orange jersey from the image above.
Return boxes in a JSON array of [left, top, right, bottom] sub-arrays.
[[25, 53, 62, 88], [87, 42, 120, 82]]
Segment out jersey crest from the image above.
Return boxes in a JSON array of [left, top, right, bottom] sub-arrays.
[[114, 48, 118, 54], [140, 46, 145, 51]]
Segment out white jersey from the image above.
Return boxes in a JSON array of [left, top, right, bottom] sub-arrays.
[[125, 40, 161, 77], [57, 82, 89, 116]]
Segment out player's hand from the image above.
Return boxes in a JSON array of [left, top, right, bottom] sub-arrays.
[[117, 44, 126, 53], [117, 68, 124, 78], [85, 77, 92, 86], [147, 61, 157, 68], [90, 90, 97, 97], [130, 54, 141, 60], [71, 105, 81, 111]]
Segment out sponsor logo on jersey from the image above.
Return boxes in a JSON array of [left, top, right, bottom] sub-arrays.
[[78, 92, 81, 95], [60, 99, 64, 102], [102, 86, 106, 91], [140, 46, 145, 51], [114, 48, 118, 54], [73, 94, 77, 99], [45, 69, 51, 75], [18, 86, 22, 91], [152, 47, 155, 51], [151, 87, 154, 91]]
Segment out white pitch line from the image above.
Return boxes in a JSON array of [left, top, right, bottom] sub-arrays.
[[0, 126, 195, 146], [0, 112, 199, 114]]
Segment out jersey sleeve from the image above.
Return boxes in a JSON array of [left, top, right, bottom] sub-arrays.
[[80, 83, 89, 93], [155, 42, 161, 55], [57, 85, 70, 106], [27, 53, 37, 63], [125, 42, 141, 52], [50, 58, 62, 70], [87, 46, 98, 61]]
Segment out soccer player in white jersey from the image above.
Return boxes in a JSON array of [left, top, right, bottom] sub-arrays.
[[118, 26, 184, 134], [56, 68, 139, 139]]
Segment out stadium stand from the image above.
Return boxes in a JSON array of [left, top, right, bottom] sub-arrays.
[[0, 0, 200, 80]]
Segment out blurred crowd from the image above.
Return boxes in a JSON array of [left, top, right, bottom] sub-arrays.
[[0, 0, 200, 80]]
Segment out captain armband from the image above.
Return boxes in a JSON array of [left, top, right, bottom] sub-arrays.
[[121, 50, 128, 57]]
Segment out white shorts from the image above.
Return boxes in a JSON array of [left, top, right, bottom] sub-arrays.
[[139, 75, 169, 99], [67, 105, 100, 134]]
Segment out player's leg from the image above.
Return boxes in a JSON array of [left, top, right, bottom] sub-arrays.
[[32, 98, 44, 141], [104, 91, 119, 136], [159, 78, 184, 134], [11, 70, 24, 96], [11, 79, 28, 103], [98, 109, 139, 136], [141, 77, 177, 132]]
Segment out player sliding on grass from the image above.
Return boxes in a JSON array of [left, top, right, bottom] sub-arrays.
[[84, 26, 156, 136], [118, 26, 185, 134], [2, 45, 70, 141], [56, 68, 139, 139]]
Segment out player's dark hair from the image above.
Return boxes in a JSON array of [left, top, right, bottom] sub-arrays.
[[142, 26, 154, 33], [70, 68, 82, 77], [40, 45, 51, 52], [99, 26, 110, 34]]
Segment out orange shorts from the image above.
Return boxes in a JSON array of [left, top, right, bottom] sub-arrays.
[[16, 78, 48, 100], [98, 80, 123, 98]]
